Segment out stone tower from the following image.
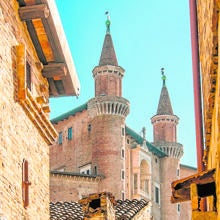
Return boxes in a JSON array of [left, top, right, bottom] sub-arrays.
[[87, 15, 130, 199], [151, 70, 183, 219]]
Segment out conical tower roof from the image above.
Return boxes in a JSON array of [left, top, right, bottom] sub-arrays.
[[156, 69, 174, 115], [99, 15, 118, 66]]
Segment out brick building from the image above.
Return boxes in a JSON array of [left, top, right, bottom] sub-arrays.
[[0, 0, 79, 219], [50, 16, 196, 219]]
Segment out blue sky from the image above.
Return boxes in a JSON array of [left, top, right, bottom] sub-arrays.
[[50, 0, 197, 167]]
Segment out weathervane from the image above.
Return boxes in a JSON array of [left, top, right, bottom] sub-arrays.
[[161, 67, 166, 86], [105, 11, 111, 33]]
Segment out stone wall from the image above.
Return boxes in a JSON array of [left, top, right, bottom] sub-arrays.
[[0, 0, 51, 218], [197, 0, 220, 216]]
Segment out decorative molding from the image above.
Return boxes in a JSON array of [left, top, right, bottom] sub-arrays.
[[88, 96, 130, 118], [16, 44, 57, 145], [50, 171, 103, 183]]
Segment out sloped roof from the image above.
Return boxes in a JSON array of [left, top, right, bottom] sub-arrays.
[[99, 33, 118, 66], [125, 126, 167, 158], [17, 0, 80, 97], [50, 201, 83, 220], [51, 170, 103, 178], [156, 85, 173, 115], [51, 102, 87, 124], [115, 199, 149, 219], [50, 199, 149, 220]]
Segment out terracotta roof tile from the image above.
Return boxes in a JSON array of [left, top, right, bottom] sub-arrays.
[[50, 199, 149, 220]]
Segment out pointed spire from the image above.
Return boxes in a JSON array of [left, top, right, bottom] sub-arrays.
[[99, 12, 118, 66], [156, 69, 174, 115]]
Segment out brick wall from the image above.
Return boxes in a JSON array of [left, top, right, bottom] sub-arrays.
[[0, 0, 51, 218], [91, 114, 125, 200], [160, 157, 179, 220], [50, 110, 91, 172], [50, 174, 100, 202]]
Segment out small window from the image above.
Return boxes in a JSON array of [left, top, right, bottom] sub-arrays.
[[155, 186, 160, 204], [121, 170, 125, 180], [86, 170, 90, 175], [134, 174, 137, 189], [88, 124, 91, 132], [177, 168, 180, 177], [58, 132, 62, 145], [94, 166, 97, 175], [121, 127, 125, 136], [26, 61, 31, 91], [121, 192, 125, 201], [68, 127, 72, 140], [126, 138, 130, 144], [121, 149, 125, 159], [177, 203, 180, 213]]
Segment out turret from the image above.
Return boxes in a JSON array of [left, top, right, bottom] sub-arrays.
[[151, 69, 183, 159], [87, 13, 130, 199], [151, 69, 183, 220]]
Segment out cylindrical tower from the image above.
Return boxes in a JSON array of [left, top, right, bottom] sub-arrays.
[[87, 15, 130, 200], [151, 70, 183, 220]]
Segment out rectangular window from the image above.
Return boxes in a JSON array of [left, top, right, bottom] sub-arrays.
[[58, 132, 62, 145], [68, 127, 72, 140], [26, 61, 31, 91], [94, 166, 97, 175], [155, 186, 160, 204], [121, 170, 125, 180], [121, 127, 125, 136], [122, 192, 124, 201], [121, 149, 125, 159], [134, 174, 137, 189], [177, 168, 180, 177], [177, 203, 180, 213]]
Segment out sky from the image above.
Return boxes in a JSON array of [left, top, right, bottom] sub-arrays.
[[50, 0, 197, 167]]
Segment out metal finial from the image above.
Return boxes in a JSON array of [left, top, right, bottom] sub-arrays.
[[161, 67, 166, 86], [105, 11, 111, 33]]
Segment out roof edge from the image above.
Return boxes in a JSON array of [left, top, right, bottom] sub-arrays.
[[51, 102, 87, 124]]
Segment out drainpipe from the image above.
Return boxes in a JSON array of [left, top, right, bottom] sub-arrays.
[[189, 0, 205, 173]]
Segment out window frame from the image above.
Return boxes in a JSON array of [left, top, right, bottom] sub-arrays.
[[155, 185, 160, 204], [68, 127, 73, 140], [58, 132, 63, 145]]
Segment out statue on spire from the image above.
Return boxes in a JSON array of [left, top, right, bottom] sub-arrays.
[[161, 67, 166, 87], [105, 11, 111, 33]]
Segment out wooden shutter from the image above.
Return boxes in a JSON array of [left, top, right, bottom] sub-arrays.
[[22, 159, 31, 208]]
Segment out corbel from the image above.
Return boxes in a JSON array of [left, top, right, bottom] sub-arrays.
[[42, 63, 67, 80], [18, 4, 50, 21], [36, 96, 47, 105]]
